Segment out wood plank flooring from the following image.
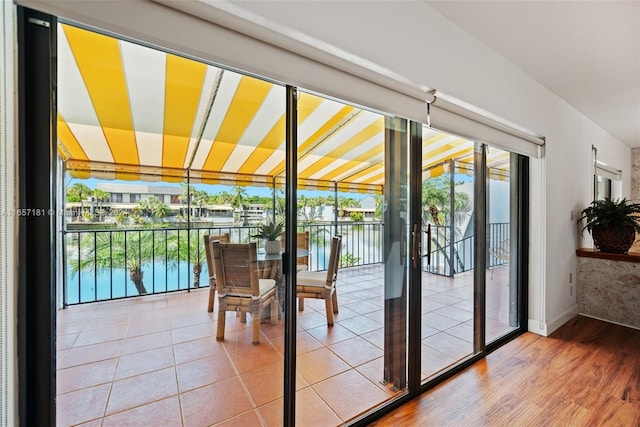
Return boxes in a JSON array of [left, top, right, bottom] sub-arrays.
[[372, 316, 640, 426]]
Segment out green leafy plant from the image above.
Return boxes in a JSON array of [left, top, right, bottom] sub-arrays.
[[578, 198, 640, 235], [341, 252, 360, 267], [251, 220, 285, 241], [164, 229, 206, 288], [349, 212, 364, 222], [68, 230, 157, 295], [136, 196, 170, 222]]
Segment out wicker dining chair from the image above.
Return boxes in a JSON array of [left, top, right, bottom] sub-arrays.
[[280, 230, 310, 272], [211, 241, 278, 344], [203, 233, 230, 312], [296, 235, 342, 326]]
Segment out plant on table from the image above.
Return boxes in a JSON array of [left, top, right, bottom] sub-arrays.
[[578, 197, 640, 253], [251, 220, 285, 253]]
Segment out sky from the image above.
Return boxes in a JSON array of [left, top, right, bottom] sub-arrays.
[[67, 171, 485, 202], [66, 175, 368, 200]]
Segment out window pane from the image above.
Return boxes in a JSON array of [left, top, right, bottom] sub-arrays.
[[421, 127, 475, 382], [485, 147, 520, 342]]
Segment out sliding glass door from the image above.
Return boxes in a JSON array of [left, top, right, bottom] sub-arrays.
[[293, 91, 409, 424], [419, 129, 476, 381], [485, 147, 522, 343], [418, 125, 527, 384]]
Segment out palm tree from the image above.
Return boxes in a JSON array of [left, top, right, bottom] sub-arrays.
[[178, 183, 190, 205], [422, 177, 450, 226], [421, 176, 475, 274], [164, 228, 206, 288], [299, 205, 323, 224], [67, 183, 92, 207], [338, 196, 358, 208], [137, 196, 170, 222], [114, 209, 129, 226], [231, 185, 249, 224], [272, 188, 286, 224], [178, 183, 194, 218], [92, 189, 109, 222], [192, 189, 209, 218], [231, 185, 247, 209], [452, 191, 472, 241], [69, 230, 158, 295], [298, 194, 309, 209], [67, 183, 92, 220], [213, 190, 233, 205]]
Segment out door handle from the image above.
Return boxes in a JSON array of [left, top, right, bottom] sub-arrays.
[[412, 223, 420, 269], [413, 224, 432, 268], [426, 224, 431, 266]]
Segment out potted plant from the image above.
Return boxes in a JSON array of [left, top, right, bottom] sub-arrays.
[[578, 197, 640, 253], [251, 220, 285, 253]]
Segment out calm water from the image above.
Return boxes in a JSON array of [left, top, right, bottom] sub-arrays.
[[64, 227, 384, 305], [65, 260, 206, 304], [65, 250, 332, 305]]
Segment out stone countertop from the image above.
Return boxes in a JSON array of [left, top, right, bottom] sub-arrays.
[[576, 248, 640, 263]]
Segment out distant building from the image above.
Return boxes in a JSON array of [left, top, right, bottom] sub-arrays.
[[240, 203, 268, 224], [96, 183, 183, 205], [66, 183, 237, 224], [360, 196, 377, 210], [339, 207, 376, 221], [298, 202, 379, 222]]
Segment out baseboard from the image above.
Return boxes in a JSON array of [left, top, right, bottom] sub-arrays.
[[527, 317, 548, 336], [579, 313, 640, 331], [528, 304, 578, 337]]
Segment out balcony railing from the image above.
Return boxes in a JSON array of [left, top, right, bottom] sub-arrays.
[[62, 222, 383, 306], [62, 221, 508, 305], [425, 222, 510, 277]]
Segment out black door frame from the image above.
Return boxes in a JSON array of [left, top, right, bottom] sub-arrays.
[[17, 7, 57, 426]]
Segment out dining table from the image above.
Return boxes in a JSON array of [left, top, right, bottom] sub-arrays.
[[256, 248, 310, 279], [256, 248, 309, 320]]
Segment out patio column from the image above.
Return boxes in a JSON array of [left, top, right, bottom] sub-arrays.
[[449, 158, 455, 277], [271, 178, 277, 224], [334, 183, 338, 236]]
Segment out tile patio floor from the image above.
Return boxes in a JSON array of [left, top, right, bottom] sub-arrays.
[[56, 264, 513, 426]]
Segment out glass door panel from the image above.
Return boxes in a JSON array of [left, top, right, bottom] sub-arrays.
[[485, 147, 520, 342], [294, 91, 407, 424], [420, 127, 476, 381], [57, 22, 289, 424]]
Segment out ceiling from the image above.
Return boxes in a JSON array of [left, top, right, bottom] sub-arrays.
[[426, 1, 640, 148]]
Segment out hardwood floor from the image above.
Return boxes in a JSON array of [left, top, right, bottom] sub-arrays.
[[372, 316, 640, 426]]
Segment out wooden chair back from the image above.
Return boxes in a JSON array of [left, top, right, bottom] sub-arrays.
[[296, 235, 342, 325], [297, 231, 309, 267], [212, 241, 278, 344], [325, 235, 342, 286], [204, 233, 230, 286], [203, 233, 230, 312], [280, 230, 310, 268], [212, 242, 260, 298]]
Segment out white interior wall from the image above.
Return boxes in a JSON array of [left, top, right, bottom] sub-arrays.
[[12, 0, 632, 336], [231, 1, 631, 335]]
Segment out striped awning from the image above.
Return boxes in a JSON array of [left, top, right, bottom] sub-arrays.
[[422, 128, 511, 181], [57, 23, 510, 194]]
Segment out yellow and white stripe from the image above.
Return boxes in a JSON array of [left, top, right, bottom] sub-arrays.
[[58, 24, 512, 193]]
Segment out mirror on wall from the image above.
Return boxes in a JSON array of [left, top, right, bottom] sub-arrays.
[[592, 146, 621, 201], [595, 175, 612, 200]]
